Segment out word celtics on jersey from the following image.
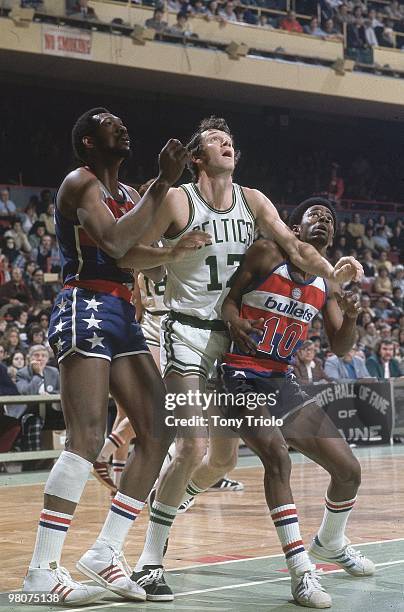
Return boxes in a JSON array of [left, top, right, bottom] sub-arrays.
[[162, 182, 255, 320]]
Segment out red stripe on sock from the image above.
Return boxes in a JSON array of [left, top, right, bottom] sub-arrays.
[[40, 512, 71, 525], [283, 539, 304, 553], [326, 499, 355, 510], [271, 508, 297, 520], [110, 432, 124, 446], [112, 498, 141, 514]]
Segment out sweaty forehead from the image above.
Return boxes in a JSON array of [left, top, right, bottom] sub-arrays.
[[93, 113, 122, 125], [305, 205, 333, 217], [202, 129, 232, 141]]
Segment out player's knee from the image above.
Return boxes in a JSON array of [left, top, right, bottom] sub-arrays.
[[175, 438, 207, 471], [261, 440, 291, 480], [65, 426, 105, 463], [208, 449, 238, 474], [332, 456, 361, 489]]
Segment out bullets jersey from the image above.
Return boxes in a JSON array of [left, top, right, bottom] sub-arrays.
[[162, 182, 255, 320], [225, 262, 328, 372]]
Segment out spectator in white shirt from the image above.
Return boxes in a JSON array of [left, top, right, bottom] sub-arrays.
[[219, 0, 238, 22], [0, 188, 17, 216]]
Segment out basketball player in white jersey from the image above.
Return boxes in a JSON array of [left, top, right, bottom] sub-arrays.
[[121, 117, 363, 601]]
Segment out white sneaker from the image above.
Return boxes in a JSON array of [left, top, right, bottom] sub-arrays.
[[23, 562, 106, 605], [309, 536, 375, 576], [76, 543, 146, 601], [291, 568, 332, 609]]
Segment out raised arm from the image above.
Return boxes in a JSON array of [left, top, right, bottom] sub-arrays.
[[322, 285, 361, 356], [247, 189, 362, 283], [60, 140, 188, 259]]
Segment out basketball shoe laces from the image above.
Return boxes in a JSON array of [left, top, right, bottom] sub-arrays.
[[343, 544, 367, 563], [136, 567, 164, 586], [52, 565, 82, 589], [300, 569, 326, 595]]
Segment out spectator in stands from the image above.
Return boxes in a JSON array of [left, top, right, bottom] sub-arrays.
[[379, 19, 395, 47], [192, 0, 207, 15], [280, 10, 303, 32], [304, 16, 326, 36], [4, 220, 32, 254], [364, 18, 378, 46], [323, 17, 343, 39], [30, 234, 60, 273], [374, 267, 393, 297], [16, 343, 59, 393], [2, 237, 24, 269], [0, 344, 6, 364], [377, 250, 393, 273], [68, 0, 98, 20], [375, 214, 393, 237], [347, 212, 365, 239], [392, 286, 403, 310], [362, 226, 377, 254], [393, 265, 404, 292], [27, 268, 54, 308], [28, 222, 46, 250], [26, 323, 46, 348], [38, 203, 55, 236], [7, 350, 26, 385], [360, 321, 379, 352], [347, 16, 368, 50], [257, 14, 271, 28], [20, 200, 38, 235], [357, 311, 373, 337], [390, 222, 403, 256], [219, 1, 238, 22], [0, 187, 17, 216], [385, 0, 403, 20], [0, 267, 32, 307], [145, 7, 168, 32], [335, 3, 352, 31], [205, 0, 219, 20], [362, 249, 377, 277], [373, 228, 391, 253], [324, 346, 371, 379], [2, 326, 26, 359], [366, 340, 402, 379], [169, 10, 194, 35], [293, 340, 331, 384]]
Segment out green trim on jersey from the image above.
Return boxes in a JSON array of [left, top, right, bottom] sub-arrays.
[[192, 183, 236, 215], [163, 185, 195, 241], [239, 186, 256, 226]]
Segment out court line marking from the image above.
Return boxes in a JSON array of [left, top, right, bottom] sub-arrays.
[[50, 558, 404, 612], [2, 538, 403, 596]]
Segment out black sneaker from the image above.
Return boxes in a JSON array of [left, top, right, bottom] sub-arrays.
[[131, 565, 173, 601], [208, 477, 244, 491]]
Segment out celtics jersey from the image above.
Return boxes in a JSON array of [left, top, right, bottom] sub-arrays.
[[137, 272, 168, 314], [162, 182, 255, 320]]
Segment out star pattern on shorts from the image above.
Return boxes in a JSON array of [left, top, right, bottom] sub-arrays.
[[55, 338, 65, 353], [54, 320, 66, 334], [56, 298, 67, 315], [83, 313, 102, 330], [83, 296, 103, 312], [85, 332, 105, 349], [232, 370, 247, 377]]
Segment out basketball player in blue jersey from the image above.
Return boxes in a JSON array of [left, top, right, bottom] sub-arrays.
[[22, 107, 210, 605], [129, 117, 363, 601], [198, 197, 373, 607]]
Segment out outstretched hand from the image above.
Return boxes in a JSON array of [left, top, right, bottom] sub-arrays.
[[332, 256, 364, 284], [158, 139, 189, 186], [172, 231, 212, 261]]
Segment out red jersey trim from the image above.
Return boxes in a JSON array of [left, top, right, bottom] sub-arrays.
[[64, 280, 132, 303], [223, 353, 288, 373]]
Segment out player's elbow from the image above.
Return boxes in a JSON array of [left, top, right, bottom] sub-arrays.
[[284, 241, 304, 268]]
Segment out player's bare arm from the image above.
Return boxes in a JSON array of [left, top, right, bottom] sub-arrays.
[[222, 240, 283, 354], [322, 281, 361, 356], [58, 139, 188, 258], [117, 231, 211, 270], [244, 188, 363, 283]]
